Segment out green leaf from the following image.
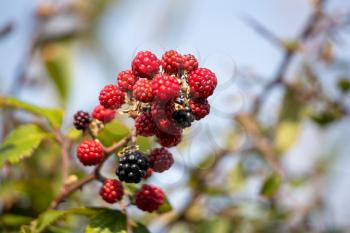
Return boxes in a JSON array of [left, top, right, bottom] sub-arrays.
[[65, 128, 81, 140], [0, 124, 47, 167], [47, 225, 72, 233], [0, 96, 63, 128], [41, 43, 71, 105], [337, 78, 350, 93], [202, 186, 224, 196], [20, 225, 32, 233], [279, 88, 303, 122], [97, 120, 129, 147], [192, 218, 231, 233], [85, 209, 127, 233], [136, 136, 152, 152], [0, 214, 33, 226], [157, 195, 173, 214], [260, 173, 282, 197], [34, 210, 68, 232], [22, 208, 100, 233], [124, 183, 138, 194], [132, 222, 150, 233], [310, 108, 343, 127]]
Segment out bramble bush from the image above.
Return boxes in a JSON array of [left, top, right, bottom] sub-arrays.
[[1, 0, 350, 232]]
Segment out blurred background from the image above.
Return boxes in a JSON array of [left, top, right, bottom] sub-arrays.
[[1, 0, 350, 232]]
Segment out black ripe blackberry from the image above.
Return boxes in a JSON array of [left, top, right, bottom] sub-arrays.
[[73, 111, 91, 130], [172, 107, 194, 128], [116, 150, 149, 183]]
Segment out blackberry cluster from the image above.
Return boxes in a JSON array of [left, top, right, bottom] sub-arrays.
[[93, 50, 217, 148], [116, 150, 149, 183], [72, 49, 217, 212]]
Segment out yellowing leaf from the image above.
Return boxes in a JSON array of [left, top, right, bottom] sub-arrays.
[[0, 124, 47, 167], [275, 121, 300, 154]]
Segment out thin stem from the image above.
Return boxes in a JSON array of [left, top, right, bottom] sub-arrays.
[[131, 129, 137, 145], [54, 130, 69, 184], [49, 135, 132, 210], [251, 0, 328, 114], [103, 135, 132, 154], [49, 173, 96, 210]]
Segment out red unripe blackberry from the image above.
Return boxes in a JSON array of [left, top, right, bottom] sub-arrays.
[[133, 79, 154, 103], [148, 147, 174, 172], [132, 51, 161, 78], [99, 85, 125, 109], [151, 101, 174, 120], [100, 179, 124, 204], [152, 73, 180, 102], [183, 54, 198, 73], [135, 112, 156, 137], [73, 110, 91, 130], [155, 129, 182, 148], [92, 104, 116, 123], [161, 50, 184, 74], [117, 70, 137, 92], [135, 184, 165, 212], [188, 68, 217, 98], [76, 140, 103, 166], [151, 101, 180, 135], [189, 98, 210, 120]]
